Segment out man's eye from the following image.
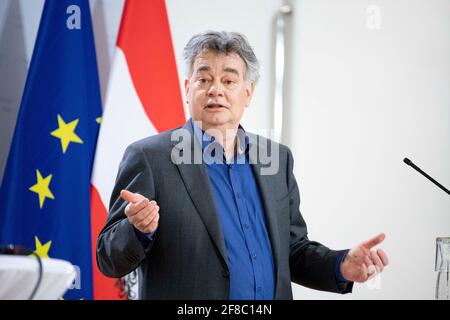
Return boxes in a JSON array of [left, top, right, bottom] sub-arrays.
[[225, 80, 234, 85], [199, 78, 208, 83]]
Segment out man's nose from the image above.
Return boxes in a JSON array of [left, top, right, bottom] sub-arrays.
[[207, 81, 224, 97]]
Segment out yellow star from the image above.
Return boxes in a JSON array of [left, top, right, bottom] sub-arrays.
[[51, 114, 83, 153], [33, 236, 52, 258], [96, 117, 102, 124], [29, 169, 55, 209]]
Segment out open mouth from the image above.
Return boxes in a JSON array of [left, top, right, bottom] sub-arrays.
[[205, 103, 227, 109]]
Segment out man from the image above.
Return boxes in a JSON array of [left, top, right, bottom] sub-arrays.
[[96, 31, 389, 299]]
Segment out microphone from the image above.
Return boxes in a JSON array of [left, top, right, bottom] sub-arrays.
[[403, 157, 450, 195]]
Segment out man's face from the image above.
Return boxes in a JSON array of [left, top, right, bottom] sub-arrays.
[[185, 51, 254, 131]]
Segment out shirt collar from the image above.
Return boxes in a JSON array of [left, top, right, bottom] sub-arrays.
[[190, 118, 249, 162]]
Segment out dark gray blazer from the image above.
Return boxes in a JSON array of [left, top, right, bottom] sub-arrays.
[[96, 120, 353, 299]]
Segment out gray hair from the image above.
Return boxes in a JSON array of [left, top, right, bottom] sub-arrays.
[[182, 31, 260, 83]]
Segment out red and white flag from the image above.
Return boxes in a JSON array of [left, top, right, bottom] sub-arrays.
[[90, 0, 185, 299]]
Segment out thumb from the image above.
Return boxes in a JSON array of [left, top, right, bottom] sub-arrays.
[[120, 189, 145, 204]]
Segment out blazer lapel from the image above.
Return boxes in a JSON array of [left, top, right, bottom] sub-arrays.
[[172, 121, 229, 267], [249, 137, 282, 289]]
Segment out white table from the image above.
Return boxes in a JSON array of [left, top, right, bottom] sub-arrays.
[[0, 254, 76, 300]]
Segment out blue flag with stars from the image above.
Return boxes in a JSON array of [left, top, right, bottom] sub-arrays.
[[0, 0, 101, 299]]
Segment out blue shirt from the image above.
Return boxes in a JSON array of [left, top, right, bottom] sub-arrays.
[[192, 120, 275, 300]]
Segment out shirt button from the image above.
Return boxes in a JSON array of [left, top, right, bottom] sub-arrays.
[[236, 193, 241, 199], [222, 270, 230, 278], [257, 286, 262, 292], [243, 223, 249, 229], [252, 253, 257, 259]]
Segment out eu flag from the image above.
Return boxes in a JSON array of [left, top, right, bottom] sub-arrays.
[[0, 0, 101, 299]]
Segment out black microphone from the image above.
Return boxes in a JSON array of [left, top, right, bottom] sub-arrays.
[[403, 157, 450, 195]]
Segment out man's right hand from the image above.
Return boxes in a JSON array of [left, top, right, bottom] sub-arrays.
[[120, 189, 160, 234]]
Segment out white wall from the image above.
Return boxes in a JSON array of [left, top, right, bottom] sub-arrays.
[[0, 0, 448, 299], [285, 0, 450, 299], [0, 0, 41, 183]]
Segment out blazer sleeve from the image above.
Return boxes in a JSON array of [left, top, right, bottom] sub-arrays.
[[96, 143, 157, 278], [286, 147, 353, 294]]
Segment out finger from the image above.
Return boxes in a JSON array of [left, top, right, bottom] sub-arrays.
[[139, 208, 159, 229], [136, 212, 156, 230], [134, 205, 159, 226], [370, 250, 384, 273], [130, 208, 149, 225], [361, 233, 386, 250], [131, 198, 151, 211], [132, 200, 156, 214], [124, 202, 131, 215], [367, 265, 377, 280], [143, 213, 160, 233], [364, 255, 373, 267], [377, 248, 389, 266], [120, 189, 145, 203], [126, 198, 149, 217]]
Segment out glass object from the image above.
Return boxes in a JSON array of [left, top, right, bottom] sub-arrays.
[[435, 237, 450, 299]]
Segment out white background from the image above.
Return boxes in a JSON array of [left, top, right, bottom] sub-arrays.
[[0, 0, 449, 299]]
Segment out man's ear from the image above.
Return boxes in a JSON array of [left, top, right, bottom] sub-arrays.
[[244, 81, 255, 107], [184, 78, 190, 99]]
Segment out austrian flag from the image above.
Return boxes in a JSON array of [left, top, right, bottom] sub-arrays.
[[90, 0, 185, 299]]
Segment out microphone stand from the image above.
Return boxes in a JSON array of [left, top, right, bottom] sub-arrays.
[[404, 157, 450, 299], [403, 158, 449, 195]]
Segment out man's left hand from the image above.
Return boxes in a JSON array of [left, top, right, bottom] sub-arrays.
[[340, 233, 389, 282]]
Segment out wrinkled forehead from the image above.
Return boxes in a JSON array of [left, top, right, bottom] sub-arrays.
[[192, 50, 247, 76]]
